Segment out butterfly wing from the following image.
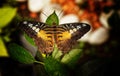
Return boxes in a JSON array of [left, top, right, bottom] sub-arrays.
[[19, 21, 45, 38], [56, 23, 91, 53], [19, 21, 54, 54], [19, 21, 91, 54]]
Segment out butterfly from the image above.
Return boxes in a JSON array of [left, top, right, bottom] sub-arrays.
[[19, 21, 91, 54]]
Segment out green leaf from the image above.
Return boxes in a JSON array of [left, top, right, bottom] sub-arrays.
[[0, 37, 9, 57], [44, 57, 68, 76], [0, 6, 17, 28], [45, 11, 59, 26], [52, 44, 62, 60], [61, 49, 83, 67], [8, 43, 36, 64], [24, 33, 35, 46]]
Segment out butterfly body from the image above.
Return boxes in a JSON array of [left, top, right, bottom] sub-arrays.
[[19, 21, 90, 54]]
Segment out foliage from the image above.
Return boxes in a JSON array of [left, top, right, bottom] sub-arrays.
[[45, 11, 59, 26], [7, 11, 84, 76], [0, 6, 17, 28], [24, 33, 35, 46], [1, 0, 120, 76], [8, 43, 36, 64], [0, 6, 17, 57], [0, 37, 8, 56]]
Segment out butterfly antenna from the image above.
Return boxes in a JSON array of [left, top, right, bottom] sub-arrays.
[[41, 11, 49, 18], [58, 9, 64, 18]]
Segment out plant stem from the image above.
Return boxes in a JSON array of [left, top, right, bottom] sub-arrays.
[[34, 61, 45, 65]]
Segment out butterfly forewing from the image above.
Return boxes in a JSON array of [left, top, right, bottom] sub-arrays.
[[19, 21, 46, 38], [61, 23, 91, 39], [19, 21, 91, 54]]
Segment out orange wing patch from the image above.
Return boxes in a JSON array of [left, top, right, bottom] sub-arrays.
[[57, 31, 71, 41], [37, 30, 52, 40], [36, 30, 72, 54], [36, 30, 54, 54], [56, 31, 74, 53]]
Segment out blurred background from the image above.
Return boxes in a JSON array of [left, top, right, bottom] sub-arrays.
[[0, 0, 120, 76]]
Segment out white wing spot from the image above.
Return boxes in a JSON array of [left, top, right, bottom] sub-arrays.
[[38, 23, 40, 25], [32, 26, 36, 30], [23, 21, 27, 24], [83, 24, 86, 27], [77, 26, 81, 30], [35, 28, 40, 32], [35, 24, 38, 27], [69, 30, 74, 34], [28, 23, 33, 28], [73, 28, 77, 32], [71, 26, 74, 28]]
